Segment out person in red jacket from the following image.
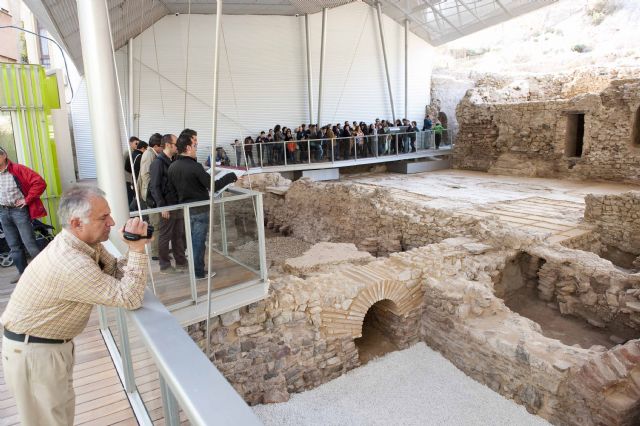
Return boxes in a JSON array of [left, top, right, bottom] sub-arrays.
[[0, 147, 47, 283]]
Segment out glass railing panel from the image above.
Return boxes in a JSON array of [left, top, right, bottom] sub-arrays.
[[142, 206, 193, 308], [193, 195, 261, 300]]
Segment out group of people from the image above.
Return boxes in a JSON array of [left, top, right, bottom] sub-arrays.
[[124, 129, 236, 279], [228, 114, 445, 167], [1, 127, 238, 425]]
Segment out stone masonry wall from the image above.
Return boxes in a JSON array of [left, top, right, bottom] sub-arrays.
[[454, 78, 640, 183], [530, 245, 640, 333], [244, 176, 482, 256], [584, 191, 640, 258], [187, 232, 640, 424]]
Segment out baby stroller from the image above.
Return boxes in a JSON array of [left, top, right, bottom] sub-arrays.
[[0, 219, 55, 267], [0, 223, 12, 267]]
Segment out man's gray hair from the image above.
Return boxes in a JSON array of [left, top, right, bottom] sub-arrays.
[[58, 185, 106, 228]]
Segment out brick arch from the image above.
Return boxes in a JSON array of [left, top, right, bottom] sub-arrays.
[[321, 279, 424, 339]]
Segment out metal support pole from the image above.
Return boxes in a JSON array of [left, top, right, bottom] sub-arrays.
[[115, 308, 135, 393], [317, 8, 327, 127], [183, 206, 197, 303], [76, 0, 129, 252], [255, 194, 268, 282], [404, 19, 408, 120], [159, 375, 180, 426], [128, 38, 134, 136], [219, 203, 228, 256], [305, 14, 314, 125], [375, 1, 396, 123], [205, 0, 224, 359]]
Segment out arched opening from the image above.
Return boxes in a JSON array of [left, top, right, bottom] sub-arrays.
[[354, 299, 401, 364], [437, 111, 448, 128], [632, 105, 640, 148]]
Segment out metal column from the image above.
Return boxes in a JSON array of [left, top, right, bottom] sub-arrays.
[[128, 38, 134, 136], [305, 14, 314, 125], [76, 0, 129, 252], [375, 1, 396, 122], [317, 8, 327, 127], [205, 0, 224, 359], [404, 19, 408, 120]]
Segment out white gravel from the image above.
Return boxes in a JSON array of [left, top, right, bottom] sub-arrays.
[[253, 342, 550, 426]]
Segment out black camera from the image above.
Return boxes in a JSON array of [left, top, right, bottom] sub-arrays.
[[123, 224, 154, 241]]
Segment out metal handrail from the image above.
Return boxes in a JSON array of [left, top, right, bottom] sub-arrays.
[[235, 129, 452, 168], [126, 289, 261, 425], [98, 243, 261, 426]]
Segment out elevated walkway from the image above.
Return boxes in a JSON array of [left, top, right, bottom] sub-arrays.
[[244, 147, 453, 176]]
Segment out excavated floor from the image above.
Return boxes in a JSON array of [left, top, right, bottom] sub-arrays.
[[505, 288, 637, 349]]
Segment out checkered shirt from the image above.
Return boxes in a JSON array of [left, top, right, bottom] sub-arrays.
[[1, 229, 148, 340], [0, 168, 22, 206]]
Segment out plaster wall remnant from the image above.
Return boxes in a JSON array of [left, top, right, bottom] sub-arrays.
[[453, 76, 640, 184]]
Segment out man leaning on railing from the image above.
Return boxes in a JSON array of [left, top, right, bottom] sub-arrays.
[[1, 185, 150, 426]]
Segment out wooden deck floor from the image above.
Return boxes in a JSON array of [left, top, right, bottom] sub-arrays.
[[149, 250, 259, 307], [0, 263, 137, 425]]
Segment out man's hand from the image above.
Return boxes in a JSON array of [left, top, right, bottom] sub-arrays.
[[15, 198, 26, 208], [121, 217, 149, 253], [161, 211, 170, 219]]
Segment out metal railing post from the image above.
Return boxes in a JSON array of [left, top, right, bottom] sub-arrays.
[[98, 306, 108, 330], [354, 137, 357, 160], [259, 144, 263, 167], [283, 141, 288, 166], [255, 194, 268, 282], [160, 375, 180, 426], [115, 308, 136, 393], [331, 138, 335, 162], [183, 206, 198, 303], [307, 140, 311, 164], [219, 202, 228, 256]]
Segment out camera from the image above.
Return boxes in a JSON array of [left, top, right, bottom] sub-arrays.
[[175, 12, 180, 16], [123, 224, 154, 241]]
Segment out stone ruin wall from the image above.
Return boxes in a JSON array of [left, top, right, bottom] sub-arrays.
[[250, 175, 483, 256], [453, 77, 640, 184], [187, 235, 640, 425], [184, 177, 640, 425], [584, 191, 640, 269]]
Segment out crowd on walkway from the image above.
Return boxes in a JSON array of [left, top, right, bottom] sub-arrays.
[[124, 129, 237, 279], [221, 114, 446, 168]]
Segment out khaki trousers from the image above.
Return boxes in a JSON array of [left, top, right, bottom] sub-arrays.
[[2, 336, 75, 426]]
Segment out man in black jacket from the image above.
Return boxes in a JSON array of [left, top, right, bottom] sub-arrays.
[[149, 134, 187, 273], [167, 132, 237, 279]]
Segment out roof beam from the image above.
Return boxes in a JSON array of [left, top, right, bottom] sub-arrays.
[[376, 0, 434, 42], [494, 0, 513, 17], [457, 0, 483, 23], [419, 0, 464, 36]]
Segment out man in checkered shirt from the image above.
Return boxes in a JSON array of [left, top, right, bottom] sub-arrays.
[[1, 185, 149, 425]]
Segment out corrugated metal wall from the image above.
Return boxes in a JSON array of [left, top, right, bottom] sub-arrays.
[[72, 50, 129, 179], [72, 2, 434, 171]]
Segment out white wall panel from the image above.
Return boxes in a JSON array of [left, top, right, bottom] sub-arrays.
[[74, 2, 434, 171]]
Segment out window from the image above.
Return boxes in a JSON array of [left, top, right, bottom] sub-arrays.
[[565, 113, 585, 158]]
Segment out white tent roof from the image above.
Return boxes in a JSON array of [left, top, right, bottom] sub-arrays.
[[23, 0, 558, 73]]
